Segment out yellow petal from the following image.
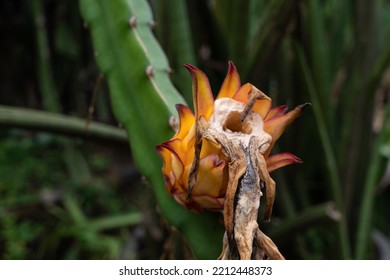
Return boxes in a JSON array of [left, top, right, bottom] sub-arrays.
[[190, 154, 227, 198], [156, 144, 184, 192], [232, 83, 272, 119], [200, 138, 223, 159], [173, 104, 195, 140], [184, 64, 214, 120], [173, 104, 196, 153], [216, 61, 241, 99], [264, 103, 307, 157], [161, 138, 189, 164], [266, 153, 303, 173]]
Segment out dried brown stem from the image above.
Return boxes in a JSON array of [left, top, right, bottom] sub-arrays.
[[255, 229, 285, 260], [188, 95, 284, 260], [240, 86, 270, 122]]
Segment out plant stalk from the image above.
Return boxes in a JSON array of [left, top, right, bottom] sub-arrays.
[[0, 105, 127, 143]]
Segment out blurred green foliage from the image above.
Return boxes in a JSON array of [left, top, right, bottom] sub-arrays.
[[0, 131, 150, 259], [1, 0, 390, 259]]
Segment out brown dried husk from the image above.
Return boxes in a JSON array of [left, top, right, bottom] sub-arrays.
[[188, 86, 286, 260]]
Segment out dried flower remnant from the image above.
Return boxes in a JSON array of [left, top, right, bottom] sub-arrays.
[[156, 61, 308, 259]]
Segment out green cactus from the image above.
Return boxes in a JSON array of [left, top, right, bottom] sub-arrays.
[[79, 0, 223, 259]]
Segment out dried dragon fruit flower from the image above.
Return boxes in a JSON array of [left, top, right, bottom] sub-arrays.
[[156, 61, 304, 214]]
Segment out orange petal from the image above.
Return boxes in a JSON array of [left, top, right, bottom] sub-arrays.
[[184, 64, 214, 120], [173, 104, 195, 140], [233, 83, 272, 119], [216, 61, 241, 99], [266, 153, 303, 173], [156, 144, 184, 191], [171, 193, 224, 212], [161, 138, 193, 165], [200, 138, 223, 158], [264, 103, 307, 157], [172, 193, 195, 210], [173, 104, 196, 152], [190, 154, 226, 198], [264, 105, 288, 121], [192, 195, 224, 211], [161, 139, 182, 153]]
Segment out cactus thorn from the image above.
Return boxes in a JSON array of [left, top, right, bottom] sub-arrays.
[[129, 15, 137, 28], [169, 116, 179, 132], [146, 65, 154, 78], [149, 20, 156, 29], [167, 67, 174, 74]]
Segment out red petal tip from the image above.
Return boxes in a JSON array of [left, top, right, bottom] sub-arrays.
[[155, 144, 163, 153], [283, 153, 303, 164], [183, 64, 197, 73], [175, 103, 186, 113], [294, 156, 304, 164], [227, 60, 237, 71]]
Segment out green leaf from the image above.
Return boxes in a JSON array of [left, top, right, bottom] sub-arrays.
[[296, 45, 351, 259]]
